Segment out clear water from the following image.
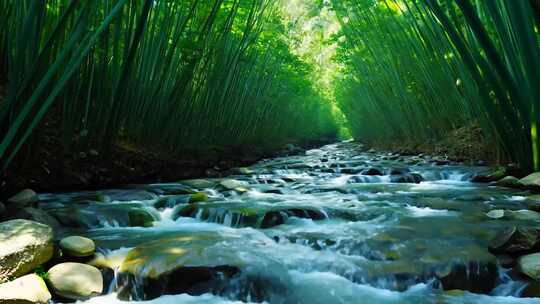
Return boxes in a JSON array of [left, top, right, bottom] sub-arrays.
[[39, 142, 540, 304]]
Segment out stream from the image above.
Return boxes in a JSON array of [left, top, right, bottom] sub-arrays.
[[38, 142, 540, 303]]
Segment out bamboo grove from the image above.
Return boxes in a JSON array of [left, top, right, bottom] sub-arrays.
[[333, 0, 540, 171], [0, 0, 338, 170]]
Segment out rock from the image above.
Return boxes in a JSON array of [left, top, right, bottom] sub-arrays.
[[390, 173, 423, 184], [219, 179, 248, 190], [118, 235, 241, 300], [507, 209, 540, 221], [0, 219, 54, 283], [46, 262, 103, 300], [231, 167, 254, 175], [362, 168, 383, 176], [189, 192, 208, 203], [59, 236, 96, 258], [489, 226, 540, 254], [154, 195, 191, 209], [437, 261, 498, 294], [22, 207, 61, 230], [519, 253, 540, 280], [7, 189, 39, 208], [180, 179, 217, 189], [495, 176, 520, 188], [472, 168, 506, 183], [486, 209, 505, 219], [128, 210, 155, 227], [0, 274, 51, 303], [519, 172, 540, 192]]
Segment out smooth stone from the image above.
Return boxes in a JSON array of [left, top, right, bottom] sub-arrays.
[[219, 179, 248, 190], [7, 189, 39, 208], [507, 209, 540, 221], [189, 192, 208, 203], [472, 168, 506, 183], [486, 209, 505, 219], [489, 226, 540, 254], [495, 176, 520, 188], [180, 179, 217, 189], [519, 172, 540, 191], [519, 253, 540, 280], [46, 262, 103, 300], [0, 219, 54, 283], [60, 236, 96, 258], [128, 210, 155, 227], [0, 274, 51, 303]]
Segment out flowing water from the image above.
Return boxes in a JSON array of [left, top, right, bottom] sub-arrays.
[[39, 142, 540, 303]]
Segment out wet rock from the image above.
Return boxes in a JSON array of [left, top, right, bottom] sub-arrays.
[[472, 167, 506, 183], [231, 167, 254, 175], [495, 176, 520, 188], [340, 167, 363, 174], [507, 209, 540, 221], [489, 226, 540, 254], [361, 168, 383, 176], [260, 208, 326, 229], [219, 179, 249, 190], [0, 219, 54, 283], [520, 172, 540, 192], [518, 253, 540, 280], [108, 190, 156, 202], [390, 173, 423, 184], [7, 189, 39, 208], [148, 184, 195, 195], [117, 235, 241, 300], [181, 179, 218, 189], [437, 261, 498, 294], [59, 236, 96, 258], [486, 209, 505, 219], [128, 210, 155, 227], [46, 262, 103, 300], [0, 273, 51, 303], [189, 192, 209, 203]]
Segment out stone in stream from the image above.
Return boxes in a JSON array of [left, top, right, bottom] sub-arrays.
[[436, 261, 499, 294], [518, 252, 540, 280], [0, 219, 54, 283], [7, 189, 39, 209], [59, 236, 96, 258], [486, 209, 505, 219], [0, 273, 52, 303], [181, 179, 218, 189], [472, 167, 507, 183], [154, 194, 191, 209], [128, 209, 155, 227], [390, 173, 423, 184], [117, 235, 243, 300], [519, 172, 540, 192], [20, 207, 61, 230], [46, 262, 103, 300], [489, 226, 540, 254], [361, 168, 383, 176], [495, 176, 520, 188], [219, 179, 249, 190]]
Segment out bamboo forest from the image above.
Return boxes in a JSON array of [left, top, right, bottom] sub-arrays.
[[2, 0, 540, 303]]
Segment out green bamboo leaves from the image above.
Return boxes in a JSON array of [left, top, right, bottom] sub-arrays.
[[0, 0, 337, 170], [333, 0, 540, 171]]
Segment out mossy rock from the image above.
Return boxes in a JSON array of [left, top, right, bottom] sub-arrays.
[[189, 192, 208, 203], [128, 210, 155, 227]]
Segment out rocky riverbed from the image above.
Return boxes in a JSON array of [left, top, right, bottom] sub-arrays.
[[2, 142, 540, 303]]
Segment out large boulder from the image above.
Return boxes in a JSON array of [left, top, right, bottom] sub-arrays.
[[488, 226, 540, 254], [7, 189, 39, 209], [59, 236, 96, 258], [495, 176, 520, 188], [0, 219, 54, 283], [519, 172, 540, 192], [117, 234, 242, 300], [22, 207, 61, 230], [46, 262, 103, 300], [518, 253, 540, 280], [472, 168, 506, 183], [0, 274, 51, 303]]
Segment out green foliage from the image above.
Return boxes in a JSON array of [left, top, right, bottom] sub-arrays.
[[332, 0, 540, 171], [34, 265, 49, 280], [0, 0, 338, 170]]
